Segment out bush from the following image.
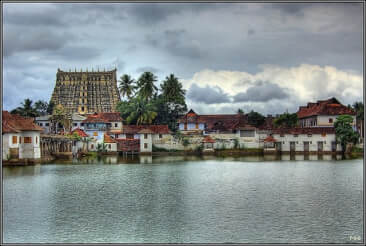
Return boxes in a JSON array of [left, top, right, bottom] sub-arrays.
[[182, 138, 190, 147]]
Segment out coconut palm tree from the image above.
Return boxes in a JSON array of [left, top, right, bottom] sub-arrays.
[[11, 98, 39, 117], [118, 74, 136, 99], [125, 97, 157, 125], [136, 72, 158, 101]]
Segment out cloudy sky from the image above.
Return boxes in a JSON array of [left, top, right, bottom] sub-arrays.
[[3, 2, 363, 115]]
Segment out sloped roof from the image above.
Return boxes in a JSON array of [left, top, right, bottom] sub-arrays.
[[2, 111, 44, 133], [297, 97, 355, 119], [264, 135, 276, 142], [122, 125, 170, 134], [71, 128, 88, 137], [35, 115, 52, 121], [271, 127, 335, 135], [83, 112, 123, 123], [138, 129, 155, 134], [72, 113, 87, 121], [104, 133, 117, 143], [178, 110, 250, 131], [202, 135, 215, 143]]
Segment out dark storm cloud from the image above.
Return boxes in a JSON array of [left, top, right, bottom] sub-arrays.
[[128, 3, 220, 25], [4, 28, 74, 57], [233, 82, 289, 103], [247, 29, 255, 35], [49, 46, 101, 60], [146, 29, 207, 59], [187, 83, 231, 104]]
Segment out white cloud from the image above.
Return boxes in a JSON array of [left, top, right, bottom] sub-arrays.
[[182, 64, 363, 115]]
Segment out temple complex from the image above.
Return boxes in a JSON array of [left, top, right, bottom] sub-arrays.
[[50, 68, 121, 115]]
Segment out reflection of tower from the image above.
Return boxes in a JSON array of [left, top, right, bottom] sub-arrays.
[[50, 68, 121, 115]]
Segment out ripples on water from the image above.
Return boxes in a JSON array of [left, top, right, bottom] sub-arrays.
[[3, 155, 364, 243]]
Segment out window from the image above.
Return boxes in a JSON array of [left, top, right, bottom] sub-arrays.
[[240, 130, 255, 137], [108, 144, 111, 149], [195, 123, 199, 129], [126, 134, 134, 139], [12, 136, 17, 144], [24, 137, 32, 144], [280, 134, 284, 137], [144, 133, 148, 139], [80, 123, 84, 126], [307, 134, 312, 137], [159, 134, 162, 139], [91, 144, 94, 149], [144, 143, 148, 149], [39, 123, 43, 126], [329, 118, 333, 123], [115, 134, 118, 138], [81, 106, 85, 111], [73, 123, 77, 126], [45, 123, 49, 126], [294, 134, 298, 137], [36, 136, 38, 144], [115, 123, 118, 127]]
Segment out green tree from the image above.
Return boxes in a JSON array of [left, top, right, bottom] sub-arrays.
[[247, 110, 265, 127], [47, 101, 55, 115], [273, 112, 298, 128], [10, 98, 39, 117], [34, 100, 49, 116], [334, 115, 359, 155], [136, 71, 158, 101], [353, 101, 364, 121], [116, 97, 157, 125], [155, 74, 187, 131], [237, 108, 244, 114], [118, 74, 136, 99]]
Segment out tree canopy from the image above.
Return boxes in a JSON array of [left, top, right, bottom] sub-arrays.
[[247, 110, 265, 127], [273, 112, 298, 128], [334, 115, 359, 154], [118, 74, 136, 100]]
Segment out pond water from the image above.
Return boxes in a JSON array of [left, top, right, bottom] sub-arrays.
[[3, 155, 364, 243]]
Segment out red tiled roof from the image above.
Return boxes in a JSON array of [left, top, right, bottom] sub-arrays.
[[104, 133, 117, 143], [2, 111, 43, 133], [83, 112, 123, 123], [122, 125, 170, 134], [297, 97, 355, 119], [271, 127, 335, 135], [71, 128, 88, 137], [264, 135, 276, 142], [178, 110, 249, 131], [116, 139, 140, 152], [202, 135, 215, 143]]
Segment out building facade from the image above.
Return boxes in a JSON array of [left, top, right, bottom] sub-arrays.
[[50, 68, 121, 115], [2, 111, 43, 161], [297, 97, 356, 129]]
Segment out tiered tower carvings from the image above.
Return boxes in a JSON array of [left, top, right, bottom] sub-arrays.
[[50, 68, 121, 115]]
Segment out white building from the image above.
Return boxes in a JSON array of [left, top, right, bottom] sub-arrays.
[[270, 127, 341, 153], [2, 111, 43, 161], [297, 97, 356, 129]]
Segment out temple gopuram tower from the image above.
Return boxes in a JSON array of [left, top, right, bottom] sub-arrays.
[[50, 68, 121, 115]]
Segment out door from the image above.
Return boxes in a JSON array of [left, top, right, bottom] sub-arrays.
[[303, 141, 309, 152], [331, 141, 337, 152], [290, 142, 295, 152], [275, 142, 282, 151], [317, 141, 323, 152]]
